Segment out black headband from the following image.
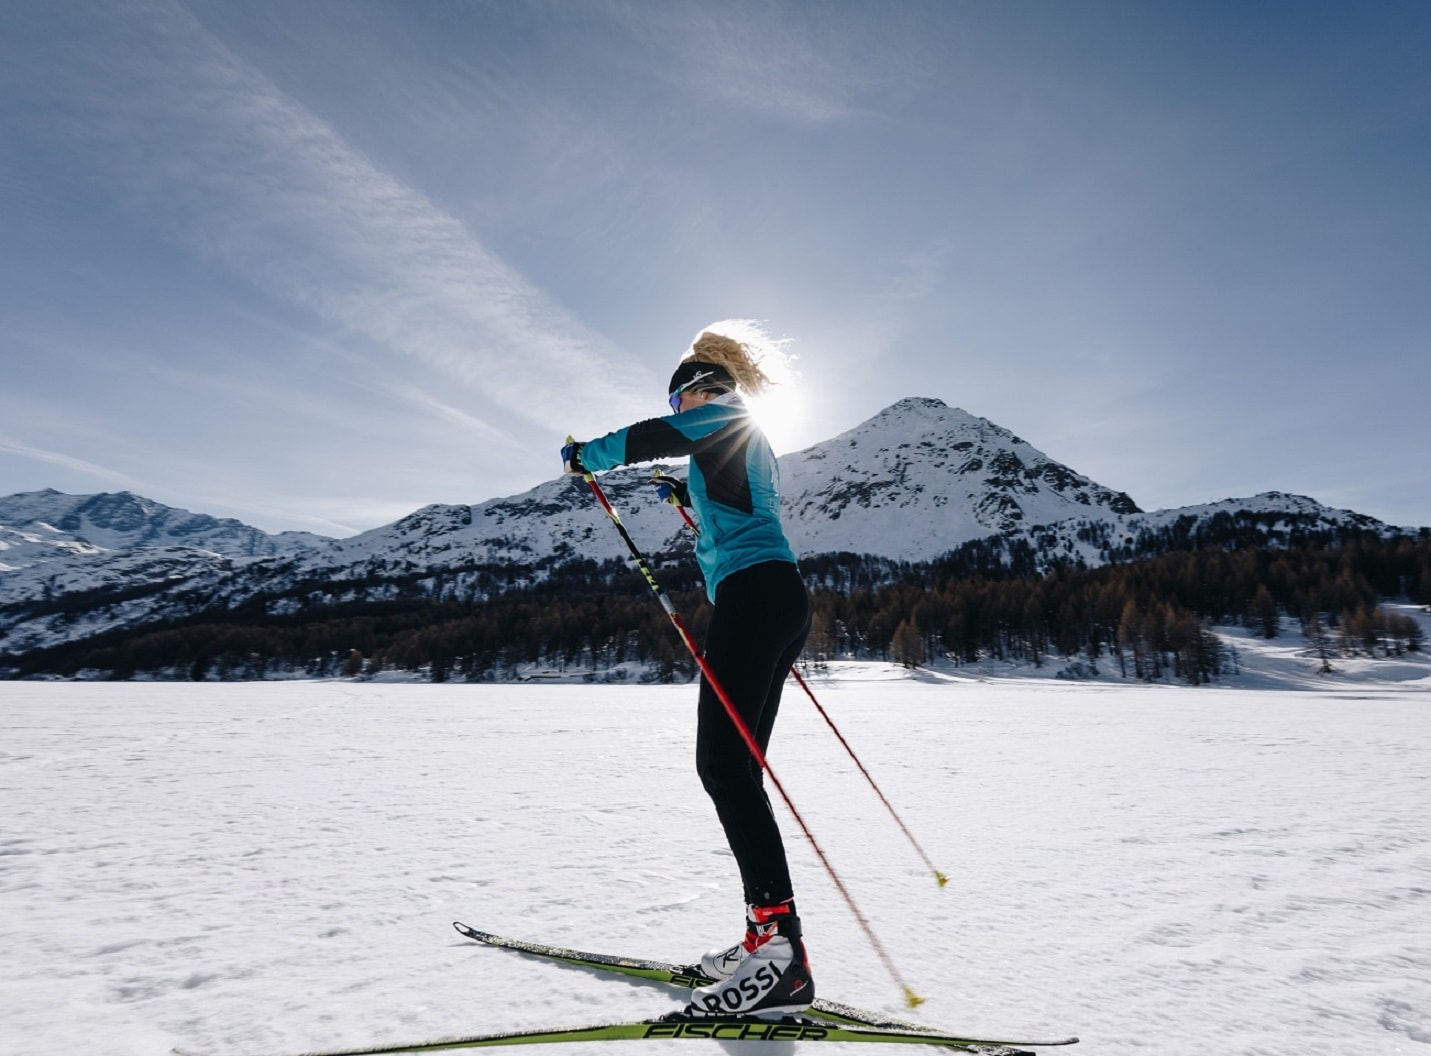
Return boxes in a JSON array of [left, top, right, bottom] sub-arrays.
[[668, 360, 734, 395]]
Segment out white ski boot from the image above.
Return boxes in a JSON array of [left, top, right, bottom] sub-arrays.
[[687, 901, 814, 1018]]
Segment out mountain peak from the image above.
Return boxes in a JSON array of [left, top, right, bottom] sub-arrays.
[[872, 397, 982, 426], [884, 396, 951, 415], [855, 398, 1024, 445], [778, 398, 1139, 559]]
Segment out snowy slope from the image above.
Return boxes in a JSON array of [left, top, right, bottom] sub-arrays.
[[3, 678, 1428, 1056], [0, 521, 106, 572], [281, 469, 691, 580]]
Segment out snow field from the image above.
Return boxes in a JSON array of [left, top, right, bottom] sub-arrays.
[[2, 677, 1428, 1056]]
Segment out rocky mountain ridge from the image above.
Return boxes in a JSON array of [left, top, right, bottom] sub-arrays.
[[0, 489, 326, 566], [0, 398, 1412, 663]]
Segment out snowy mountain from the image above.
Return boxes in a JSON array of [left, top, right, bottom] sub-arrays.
[[239, 398, 1145, 586], [0, 492, 332, 656], [780, 397, 1139, 559], [0, 489, 327, 566], [0, 398, 1412, 664]]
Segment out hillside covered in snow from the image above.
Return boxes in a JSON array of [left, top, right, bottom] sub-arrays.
[[1, 398, 1424, 682]]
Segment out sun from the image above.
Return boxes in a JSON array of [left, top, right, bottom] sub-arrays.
[[747, 384, 808, 455]]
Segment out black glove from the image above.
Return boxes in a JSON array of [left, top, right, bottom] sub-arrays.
[[650, 472, 690, 507]]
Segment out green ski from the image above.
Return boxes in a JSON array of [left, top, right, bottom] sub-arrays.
[[181, 1013, 1072, 1055], [452, 923, 1077, 1052]]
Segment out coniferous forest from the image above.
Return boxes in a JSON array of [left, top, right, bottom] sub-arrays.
[[6, 515, 1427, 686]]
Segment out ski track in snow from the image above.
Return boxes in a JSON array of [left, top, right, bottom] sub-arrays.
[[2, 678, 1429, 1056]]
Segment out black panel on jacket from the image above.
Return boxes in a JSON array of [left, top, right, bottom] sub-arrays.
[[694, 423, 754, 514], [621, 414, 755, 515], [623, 418, 693, 464]]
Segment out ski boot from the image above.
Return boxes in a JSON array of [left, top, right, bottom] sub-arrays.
[[687, 900, 814, 1018]]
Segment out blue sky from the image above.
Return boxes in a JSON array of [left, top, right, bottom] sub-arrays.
[[2, 1, 1428, 537]]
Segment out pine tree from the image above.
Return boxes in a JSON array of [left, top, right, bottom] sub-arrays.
[[891, 618, 925, 669]]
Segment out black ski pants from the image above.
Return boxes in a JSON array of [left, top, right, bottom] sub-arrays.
[[694, 559, 811, 908]]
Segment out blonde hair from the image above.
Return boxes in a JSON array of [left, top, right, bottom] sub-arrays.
[[683, 320, 792, 398]]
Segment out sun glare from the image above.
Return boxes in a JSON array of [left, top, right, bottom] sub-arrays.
[[748, 385, 808, 455]]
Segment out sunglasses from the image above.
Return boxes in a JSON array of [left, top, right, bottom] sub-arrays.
[[668, 370, 715, 414]]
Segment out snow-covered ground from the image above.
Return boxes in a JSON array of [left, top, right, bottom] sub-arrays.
[[3, 675, 1429, 1056], [932, 605, 1431, 692]]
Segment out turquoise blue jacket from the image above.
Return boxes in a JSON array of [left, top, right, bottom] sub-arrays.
[[579, 396, 798, 601]]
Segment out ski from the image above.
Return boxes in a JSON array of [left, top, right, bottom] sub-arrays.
[[181, 1013, 1071, 1056], [452, 923, 1077, 1053], [453, 922, 712, 989]]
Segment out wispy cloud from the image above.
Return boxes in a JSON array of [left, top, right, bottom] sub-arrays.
[[615, 2, 870, 125], [0, 434, 151, 492], [18, 0, 654, 437], [392, 385, 519, 447]]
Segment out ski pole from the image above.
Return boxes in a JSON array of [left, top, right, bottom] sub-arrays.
[[572, 457, 923, 1009], [652, 473, 949, 888]]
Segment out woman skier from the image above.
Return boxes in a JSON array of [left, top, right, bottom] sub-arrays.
[[561, 325, 813, 1019]]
